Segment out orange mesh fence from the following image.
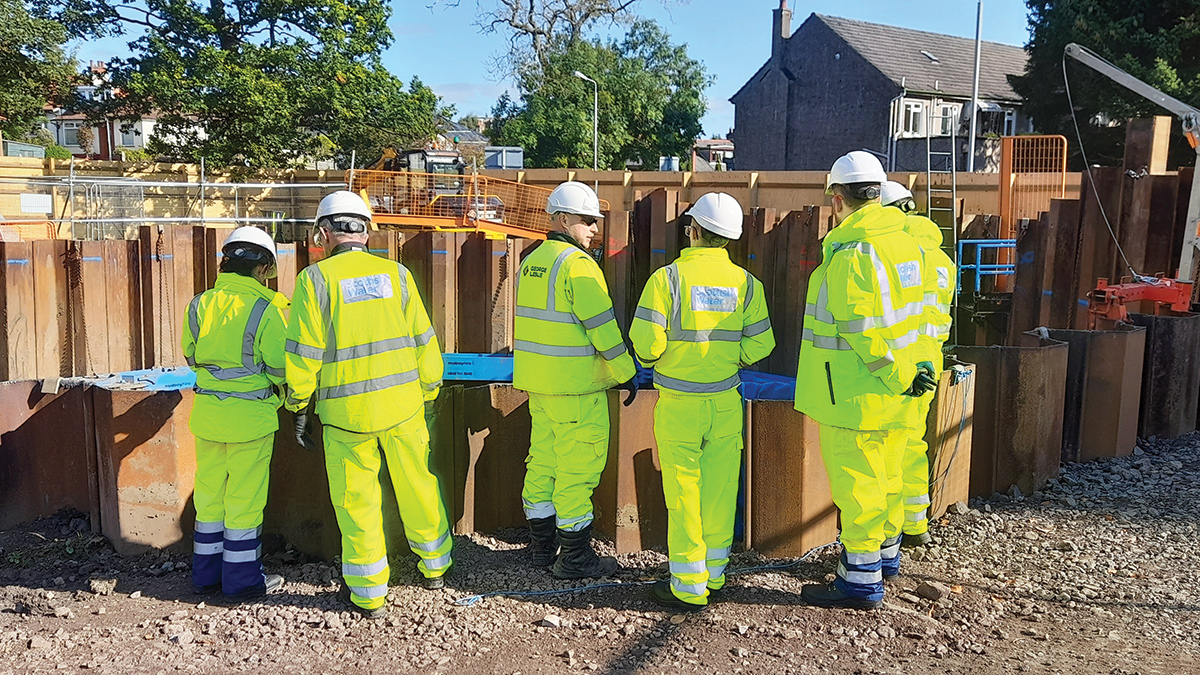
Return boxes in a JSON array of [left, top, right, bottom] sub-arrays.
[[350, 170, 609, 239], [996, 135, 1069, 291]]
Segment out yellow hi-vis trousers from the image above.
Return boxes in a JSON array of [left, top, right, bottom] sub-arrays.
[[818, 425, 905, 595], [521, 391, 610, 532], [654, 388, 743, 606], [323, 408, 452, 610], [192, 435, 273, 595], [901, 395, 934, 536]]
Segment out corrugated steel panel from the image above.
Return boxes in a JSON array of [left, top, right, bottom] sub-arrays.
[[1129, 312, 1200, 439], [956, 331, 1068, 497], [0, 382, 97, 530], [1048, 325, 1145, 462], [926, 364, 975, 519], [746, 401, 838, 557]]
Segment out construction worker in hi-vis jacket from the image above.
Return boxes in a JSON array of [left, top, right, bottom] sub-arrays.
[[795, 152, 937, 609], [513, 180, 637, 580], [183, 226, 288, 601], [882, 181, 957, 548], [630, 192, 775, 611], [285, 190, 451, 620]]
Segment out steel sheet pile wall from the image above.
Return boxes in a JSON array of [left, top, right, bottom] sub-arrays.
[[1128, 312, 1200, 439], [745, 400, 838, 557], [1048, 325, 1146, 462], [956, 332, 1069, 498], [0, 382, 97, 530], [925, 364, 975, 520]]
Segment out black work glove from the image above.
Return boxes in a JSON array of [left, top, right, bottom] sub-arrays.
[[904, 361, 938, 397], [618, 377, 639, 407], [293, 407, 316, 451]]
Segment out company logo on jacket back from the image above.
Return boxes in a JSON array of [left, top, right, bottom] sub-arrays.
[[896, 261, 921, 289], [691, 286, 738, 312], [341, 274, 393, 303]]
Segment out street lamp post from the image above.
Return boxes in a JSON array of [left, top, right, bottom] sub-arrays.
[[573, 71, 599, 171], [967, 0, 983, 172]]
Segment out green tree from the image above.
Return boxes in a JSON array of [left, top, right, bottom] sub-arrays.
[[0, 0, 76, 141], [489, 20, 709, 169], [1014, 1, 1200, 169], [35, 0, 449, 168]]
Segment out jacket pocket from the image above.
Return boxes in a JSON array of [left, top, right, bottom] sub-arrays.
[[824, 362, 836, 406]]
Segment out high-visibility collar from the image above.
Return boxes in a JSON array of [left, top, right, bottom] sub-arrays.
[[676, 246, 731, 263], [330, 242, 369, 257], [214, 272, 277, 303], [826, 203, 906, 252]]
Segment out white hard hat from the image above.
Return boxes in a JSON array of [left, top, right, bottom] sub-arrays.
[[827, 151, 888, 191], [687, 192, 744, 240], [880, 181, 914, 207], [546, 181, 605, 220], [222, 226, 277, 269], [316, 190, 372, 233]]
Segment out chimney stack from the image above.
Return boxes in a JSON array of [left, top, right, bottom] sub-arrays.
[[772, 0, 792, 62]]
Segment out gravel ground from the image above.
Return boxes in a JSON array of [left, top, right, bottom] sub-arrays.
[[2, 435, 1199, 674]]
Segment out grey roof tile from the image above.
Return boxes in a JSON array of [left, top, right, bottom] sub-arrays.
[[816, 14, 1027, 102]]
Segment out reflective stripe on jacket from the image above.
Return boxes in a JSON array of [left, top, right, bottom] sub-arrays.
[[284, 248, 443, 433], [904, 214, 956, 369], [182, 272, 288, 443], [795, 203, 926, 431], [513, 237, 635, 395], [630, 247, 774, 394]]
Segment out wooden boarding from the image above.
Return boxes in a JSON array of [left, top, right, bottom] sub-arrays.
[[273, 243, 297, 300]]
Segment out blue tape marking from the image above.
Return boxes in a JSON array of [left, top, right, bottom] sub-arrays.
[[1042, 290, 1054, 296], [82, 256, 103, 262], [748, 254, 757, 260], [651, 248, 667, 254], [492, 251, 507, 256], [1078, 299, 1090, 306], [432, 249, 449, 255], [1020, 251, 1036, 263], [276, 249, 294, 256], [6, 259, 30, 265], [368, 248, 389, 254], [148, 254, 175, 261]]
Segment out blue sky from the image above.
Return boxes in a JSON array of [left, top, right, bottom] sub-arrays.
[[71, 0, 1032, 138]]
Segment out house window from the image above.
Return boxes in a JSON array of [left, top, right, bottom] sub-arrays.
[[902, 100, 926, 137], [934, 103, 962, 136], [121, 125, 140, 147], [61, 122, 82, 147]]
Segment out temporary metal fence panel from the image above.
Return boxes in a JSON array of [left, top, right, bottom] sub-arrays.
[[996, 135, 1069, 292]]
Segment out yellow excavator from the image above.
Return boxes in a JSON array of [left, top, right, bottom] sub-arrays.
[[353, 148, 606, 240]]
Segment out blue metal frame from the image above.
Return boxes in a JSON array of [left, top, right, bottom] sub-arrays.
[[957, 239, 1017, 294]]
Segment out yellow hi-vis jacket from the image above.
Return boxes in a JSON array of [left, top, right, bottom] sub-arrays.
[[905, 214, 956, 370], [795, 203, 927, 431], [284, 246, 443, 433], [630, 247, 775, 393], [182, 272, 288, 443], [513, 234, 636, 395]]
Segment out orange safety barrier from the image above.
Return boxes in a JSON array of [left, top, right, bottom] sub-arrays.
[[996, 135, 1069, 292], [350, 170, 609, 240]]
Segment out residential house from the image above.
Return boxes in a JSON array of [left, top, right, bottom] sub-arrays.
[[692, 138, 735, 171], [731, 3, 1031, 172], [44, 63, 159, 160]]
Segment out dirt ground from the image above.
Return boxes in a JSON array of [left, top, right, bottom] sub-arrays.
[[2, 433, 1199, 674]]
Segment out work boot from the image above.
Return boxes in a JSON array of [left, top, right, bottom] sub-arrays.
[[421, 562, 453, 590], [649, 580, 707, 613], [339, 585, 388, 619], [551, 525, 620, 579], [902, 532, 932, 548], [528, 516, 558, 567], [192, 582, 220, 596], [800, 582, 882, 610], [224, 574, 285, 603]]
